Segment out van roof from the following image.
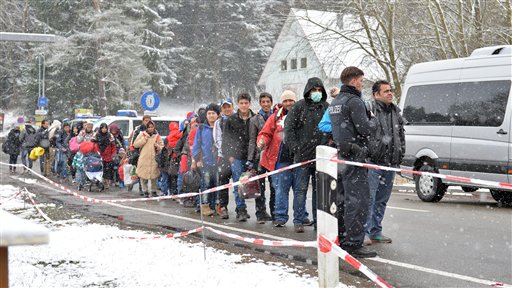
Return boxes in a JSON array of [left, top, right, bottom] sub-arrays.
[[404, 45, 512, 85]]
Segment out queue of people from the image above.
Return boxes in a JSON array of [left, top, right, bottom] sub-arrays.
[[2, 66, 405, 258]]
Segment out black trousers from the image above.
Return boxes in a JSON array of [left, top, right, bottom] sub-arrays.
[[258, 166, 275, 218], [217, 157, 232, 208], [337, 163, 370, 250]]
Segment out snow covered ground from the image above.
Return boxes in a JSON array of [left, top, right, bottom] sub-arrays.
[[1, 184, 345, 288]]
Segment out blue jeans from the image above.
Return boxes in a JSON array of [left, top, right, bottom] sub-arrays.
[[177, 171, 183, 194], [200, 165, 217, 207], [294, 165, 316, 225], [274, 162, 300, 223], [55, 150, 68, 178], [21, 148, 33, 169], [159, 171, 169, 195], [230, 159, 247, 210], [366, 166, 395, 238]]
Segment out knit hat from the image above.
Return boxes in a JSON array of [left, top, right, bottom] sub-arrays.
[[186, 111, 195, 119], [205, 103, 221, 115], [118, 148, 126, 155], [281, 90, 297, 102]]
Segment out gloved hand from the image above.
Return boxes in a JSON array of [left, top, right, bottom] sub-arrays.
[[245, 161, 254, 170]]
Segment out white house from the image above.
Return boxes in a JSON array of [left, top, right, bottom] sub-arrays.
[[258, 8, 382, 100]]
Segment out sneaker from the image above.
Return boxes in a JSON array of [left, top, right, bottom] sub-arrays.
[[364, 235, 373, 246], [139, 191, 145, 196], [151, 191, 158, 197], [220, 207, 229, 219], [236, 209, 249, 222], [273, 220, 286, 227], [303, 218, 314, 226], [370, 235, 392, 244], [144, 192, 150, 198], [294, 224, 305, 233], [346, 246, 377, 258]]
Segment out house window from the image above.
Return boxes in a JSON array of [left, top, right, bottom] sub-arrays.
[[301, 58, 307, 68], [281, 60, 287, 71], [291, 59, 297, 70]]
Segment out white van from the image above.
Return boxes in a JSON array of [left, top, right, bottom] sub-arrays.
[[399, 45, 512, 205], [93, 115, 182, 146]]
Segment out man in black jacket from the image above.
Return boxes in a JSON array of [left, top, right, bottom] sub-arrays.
[[365, 80, 405, 244], [329, 66, 377, 258], [35, 119, 50, 175], [223, 92, 255, 222], [284, 77, 328, 233]]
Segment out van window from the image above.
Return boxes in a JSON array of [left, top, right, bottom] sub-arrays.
[[154, 121, 170, 136], [403, 83, 459, 125], [133, 120, 142, 129], [453, 80, 510, 127], [111, 120, 129, 137]]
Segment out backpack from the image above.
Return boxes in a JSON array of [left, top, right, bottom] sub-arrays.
[[168, 149, 179, 175], [69, 136, 80, 153], [24, 126, 38, 148], [155, 146, 169, 169]]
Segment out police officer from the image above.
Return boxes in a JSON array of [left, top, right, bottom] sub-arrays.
[[329, 66, 377, 258]]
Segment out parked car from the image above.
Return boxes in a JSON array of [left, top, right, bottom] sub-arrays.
[[399, 45, 512, 205]]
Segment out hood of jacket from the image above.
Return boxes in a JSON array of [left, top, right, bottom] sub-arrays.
[[303, 77, 327, 103], [48, 120, 62, 139]]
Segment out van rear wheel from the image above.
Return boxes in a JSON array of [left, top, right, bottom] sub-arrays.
[[414, 163, 447, 202], [490, 189, 512, 206]]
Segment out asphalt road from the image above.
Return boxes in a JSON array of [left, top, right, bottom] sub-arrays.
[[1, 154, 511, 287]]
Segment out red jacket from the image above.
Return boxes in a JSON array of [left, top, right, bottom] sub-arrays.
[[99, 142, 116, 162], [257, 108, 287, 171]]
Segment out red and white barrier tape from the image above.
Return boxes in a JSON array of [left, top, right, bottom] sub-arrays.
[[23, 188, 55, 223], [0, 160, 315, 204], [0, 189, 24, 206], [205, 226, 318, 248], [324, 157, 512, 191], [318, 234, 392, 288], [2, 162, 391, 287], [119, 227, 205, 241]]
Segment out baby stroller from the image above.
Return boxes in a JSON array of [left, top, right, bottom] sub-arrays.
[[80, 153, 105, 192]]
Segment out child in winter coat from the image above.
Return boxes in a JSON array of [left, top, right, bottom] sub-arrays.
[[72, 151, 85, 189], [166, 122, 182, 195]]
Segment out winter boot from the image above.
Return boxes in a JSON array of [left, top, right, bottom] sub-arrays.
[[236, 208, 249, 222], [201, 204, 214, 216], [220, 207, 229, 219]]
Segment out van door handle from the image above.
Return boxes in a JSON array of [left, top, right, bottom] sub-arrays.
[[497, 129, 508, 135]]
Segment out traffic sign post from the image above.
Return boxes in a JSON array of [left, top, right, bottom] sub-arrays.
[[37, 97, 48, 108], [140, 91, 160, 111]]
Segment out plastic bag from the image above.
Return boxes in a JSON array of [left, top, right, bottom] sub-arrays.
[[238, 169, 261, 199]]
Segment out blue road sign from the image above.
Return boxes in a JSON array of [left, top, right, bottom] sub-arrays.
[[140, 91, 160, 111], [38, 97, 48, 108]]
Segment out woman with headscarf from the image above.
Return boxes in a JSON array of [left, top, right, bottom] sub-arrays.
[[109, 123, 125, 187], [95, 123, 116, 189], [133, 120, 164, 198]]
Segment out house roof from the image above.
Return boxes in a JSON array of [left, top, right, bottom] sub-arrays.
[[258, 8, 383, 85]]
